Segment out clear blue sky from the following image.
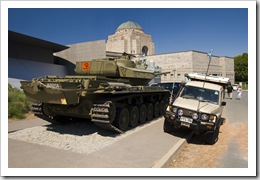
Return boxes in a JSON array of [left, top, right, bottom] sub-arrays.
[[8, 8, 248, 57]]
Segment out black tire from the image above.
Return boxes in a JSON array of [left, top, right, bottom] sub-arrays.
[[153, 101, 160, 118], [159, 100, 166, 116], [147, 103, 153, 121], [115, 108, 129, 131], [129, 106, 139, 127], [139, 104, 147, 124], [204, 127, 220, 145], [163, 119, 175, 133]]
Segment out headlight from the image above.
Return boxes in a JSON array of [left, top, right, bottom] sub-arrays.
[[201, 114, 209, 121], [166, 105, 172, 112], [178, 109, 183, 116], [209, 115, 216, 123], [192, 113, 198, 119], [173, 107, 178, 113]]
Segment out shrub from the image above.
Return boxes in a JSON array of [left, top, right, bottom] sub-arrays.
[[8, 84, 31, 119]]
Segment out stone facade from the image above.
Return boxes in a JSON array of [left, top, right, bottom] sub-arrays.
[[106, 21, 154, 56], [55, 40, 106, 64], [133, 50, 235, 84]]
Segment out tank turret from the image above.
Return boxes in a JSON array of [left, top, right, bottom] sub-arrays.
[[75, 54, 159, 86]]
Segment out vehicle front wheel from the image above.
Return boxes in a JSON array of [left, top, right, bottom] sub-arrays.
[[204, 127, 220, 145], [163, 119, 175, 134]]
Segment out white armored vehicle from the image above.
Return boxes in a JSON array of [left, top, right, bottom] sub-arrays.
[[164, 73, 229, 144]]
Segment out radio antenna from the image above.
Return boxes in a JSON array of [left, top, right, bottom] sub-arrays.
[[197, 49, 214, 111], [203, 49, 214, 88]]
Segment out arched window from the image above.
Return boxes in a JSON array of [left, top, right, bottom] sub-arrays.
[[142, 46, 148, 56]]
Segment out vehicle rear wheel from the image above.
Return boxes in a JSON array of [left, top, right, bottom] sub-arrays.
[[115, 108, 129, 131], [163, 119, 174, 133], [204, 127, 220, 145], [147, 103, 153, 121], [153, 101, 160, 118], [159, 100, 166, 116], [129, 106, 139, 127], [139, 104, 147, 124]]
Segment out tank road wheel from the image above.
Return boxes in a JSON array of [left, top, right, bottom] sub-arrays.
[[139, 104, 147, 124], [153, 101, 160, 118], [115, 108, 130, 132], [129, 106, 139, 128], [147, 103, 154, 121], [159, 100, 166, 116]]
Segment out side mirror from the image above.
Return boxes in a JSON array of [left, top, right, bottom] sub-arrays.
[[221, 101, 226, 106]]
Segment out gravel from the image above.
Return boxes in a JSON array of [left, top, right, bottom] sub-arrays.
[[8, 119, 159, 154]]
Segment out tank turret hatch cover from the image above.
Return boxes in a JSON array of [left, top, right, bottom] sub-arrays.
[[116, 21, 144, 32]]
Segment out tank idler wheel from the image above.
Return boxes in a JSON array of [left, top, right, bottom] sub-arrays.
[[159, 100, 166, 116], [139, 104, 147, 124], [129, 106, 139, 127], [147, 103, 154, 121], [115, 108, 130, 132], [153, 101, 160, 118]]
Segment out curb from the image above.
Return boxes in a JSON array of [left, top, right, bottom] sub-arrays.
[[152, 131, 194, 168]]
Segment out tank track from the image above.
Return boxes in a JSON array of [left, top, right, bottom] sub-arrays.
[[31, 102, 52, 122], [31, 102, 43, 115], [91, 95, 133, 133], [31, 92, 169, 134], [30, 102, 62, 124], [91, 101, 124, 133], [91, 93, 168, 133]]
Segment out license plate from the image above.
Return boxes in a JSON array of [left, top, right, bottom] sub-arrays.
[[180, 116, 193, 123], [181, 122, 190, 128]]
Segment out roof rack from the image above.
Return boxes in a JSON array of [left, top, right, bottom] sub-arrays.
[[185, 73, 230, 86]]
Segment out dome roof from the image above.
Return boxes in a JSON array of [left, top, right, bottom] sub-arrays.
[[116, 21, 143, 31]]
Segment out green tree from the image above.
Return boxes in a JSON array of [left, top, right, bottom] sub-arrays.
[[234, 53, 248, 82]]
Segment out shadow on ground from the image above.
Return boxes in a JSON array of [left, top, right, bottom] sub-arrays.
[[45, 120, 119, 137]]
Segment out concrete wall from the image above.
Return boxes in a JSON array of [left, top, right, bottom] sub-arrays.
[[9, 41, 54, 64], [55, 40, 106, 64], [9, 58, 68, 81]]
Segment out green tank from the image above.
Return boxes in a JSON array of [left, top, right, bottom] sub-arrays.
[[20, 54, 170, 133]]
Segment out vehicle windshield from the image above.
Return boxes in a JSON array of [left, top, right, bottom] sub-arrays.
[[180, 85, 219, 105], [157, 82, 181, 94]]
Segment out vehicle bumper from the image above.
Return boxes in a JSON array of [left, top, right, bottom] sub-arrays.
[[164, 111, 216, 132]]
